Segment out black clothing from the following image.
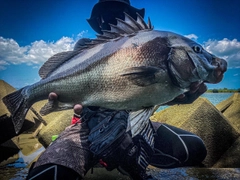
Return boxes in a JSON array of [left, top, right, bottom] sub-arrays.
[[27, 164, 80, 180], [87, 0, 145, 34], [150, 123, 206, 168], [27, 119, 206, 180]]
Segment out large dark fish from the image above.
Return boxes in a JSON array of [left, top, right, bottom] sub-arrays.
[[3, 13, 227, 133]]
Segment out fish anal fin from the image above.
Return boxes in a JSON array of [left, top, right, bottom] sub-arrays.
[[121, 66, 162, 86], [39, 100, 73, 116]]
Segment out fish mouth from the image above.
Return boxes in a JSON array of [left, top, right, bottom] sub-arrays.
[[205, 57, 227, 84]]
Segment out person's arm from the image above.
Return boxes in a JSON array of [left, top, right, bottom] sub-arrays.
[[165, 82, 207, 105]]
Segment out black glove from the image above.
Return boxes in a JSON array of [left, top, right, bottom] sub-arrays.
[[165, 82, 207, 105]]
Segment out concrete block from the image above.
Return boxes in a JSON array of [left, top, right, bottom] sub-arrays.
[[151, 97, 239, 167], [0, 80, 35, 143], [32, 100, 73, 147], [217, 93, 240, 133], [213, 136, 240, 168]]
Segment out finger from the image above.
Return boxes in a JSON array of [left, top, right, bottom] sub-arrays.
[[198, 83, 207, 95], [48, 92, 58, 100], [175, 94, 185, 99], [74, 104, 83, 115], [189, 81, 202, 94]]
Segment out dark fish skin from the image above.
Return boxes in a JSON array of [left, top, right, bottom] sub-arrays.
[[2, 14, 227, 133]]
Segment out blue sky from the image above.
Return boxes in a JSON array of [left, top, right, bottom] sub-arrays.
[[0, 0, 239, 89]]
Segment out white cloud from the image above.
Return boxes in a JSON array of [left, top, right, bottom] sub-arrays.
[[183, 36, 240, 69], [0, 31, 87, 70], [0, 36, 75, 66], [0, 60, 9, 70], [184, 34, 198, 40], [203, 38, 240, 69], [1, 33, 240, 71]]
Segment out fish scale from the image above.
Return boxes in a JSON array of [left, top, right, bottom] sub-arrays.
[[2, 13, 227, 133]]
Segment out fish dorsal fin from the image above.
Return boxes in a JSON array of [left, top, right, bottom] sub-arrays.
[[124, 12, 143, 31], [136, 12, 150, 29], [39, 50, 81, 79], [99, 31, 120, 39], [39, 13, 153, 79], [101, 12, 153, 40]]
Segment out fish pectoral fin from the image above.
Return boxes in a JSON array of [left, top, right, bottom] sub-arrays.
[[40, 100, 73, 116], [121, 66, 162, 86], [128, 107, 155, 137]]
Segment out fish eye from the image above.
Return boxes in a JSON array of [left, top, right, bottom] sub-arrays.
[[193, 45, 202, 53]]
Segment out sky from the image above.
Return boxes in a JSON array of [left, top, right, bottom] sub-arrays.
[[0, 0, 240, 89]]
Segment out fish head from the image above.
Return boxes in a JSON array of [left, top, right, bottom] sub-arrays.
[[167, 33, 227, 89]]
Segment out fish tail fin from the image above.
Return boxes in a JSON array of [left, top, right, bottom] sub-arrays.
[[2, 87, 30, 134]]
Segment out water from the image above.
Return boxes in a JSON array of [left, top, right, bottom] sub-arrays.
[[157, 93, 234, 112], [201, 93, 233, 105], [7, 147, 45, 168]]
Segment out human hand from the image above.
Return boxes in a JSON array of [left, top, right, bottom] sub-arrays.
[[47, 92, 83, 116], [48, 92, 58, 101], [165, 82, 207, 105], [73, 104, 83, 116]]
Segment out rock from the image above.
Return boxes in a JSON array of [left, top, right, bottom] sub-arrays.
[[216, 93, 240, 133], [32, 101, 73, 147], [0, 80, 16, 116], [16, 134, 42, 156], [0, 133, 42, 164], [85, 168, 130, 180], [1, 78, 240, 177], [148, 167, 240, 180], [216, 94, 234, 113], [213, 93, 240, 168], [0, 139, 19, 163], [151, 97, 240, 167], [0, 80, 37, 143], [0, 167, 28, 180], [213, 136, 240, 168], [0, 154, 19, 167], [0, 80, 45, 162], [0, 114, 35, 144], [0, 79, 74, 147], [1, 166, 240, 180]]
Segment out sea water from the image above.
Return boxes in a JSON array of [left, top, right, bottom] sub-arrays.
[[157, 93, 234, 112], [201, 93, 233, 105]]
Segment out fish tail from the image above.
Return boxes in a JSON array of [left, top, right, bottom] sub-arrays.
[[2, 87, 30, 134]]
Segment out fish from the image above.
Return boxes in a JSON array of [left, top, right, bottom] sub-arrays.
[[2, 13, 227, 134]]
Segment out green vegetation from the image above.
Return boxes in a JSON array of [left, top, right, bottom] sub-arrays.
[[207, 88, 240, 93]]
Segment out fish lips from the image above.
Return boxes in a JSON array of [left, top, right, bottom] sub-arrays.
[[205, 57, 227, 84]]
